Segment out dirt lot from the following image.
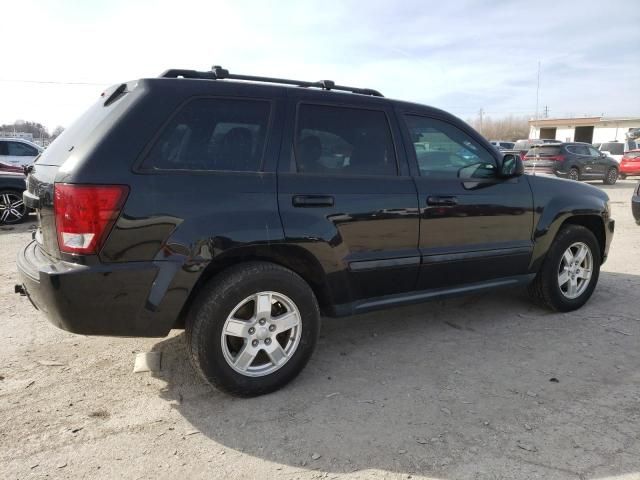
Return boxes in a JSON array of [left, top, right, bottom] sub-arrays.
[[1, 180, 639, 480]]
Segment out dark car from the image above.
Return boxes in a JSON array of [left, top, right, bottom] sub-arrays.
[[633, 182, 640, 225], [523, 142, 619, 184], [0, 172, 27, 224], [16, 66, 615, 396]]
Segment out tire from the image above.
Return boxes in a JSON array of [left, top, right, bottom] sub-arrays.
[[567, 168, 580, 181], [528, 225, 600, 312], [0, 189, 27, 225], [603, 167, 618, 185], [185, 261, 320, 397]]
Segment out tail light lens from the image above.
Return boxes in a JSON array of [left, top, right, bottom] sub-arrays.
[[547, 155, 565, 162], [54, 184, 129, 254]]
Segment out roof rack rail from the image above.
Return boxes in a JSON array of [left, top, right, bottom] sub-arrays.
[[160, 65, 384, 97]]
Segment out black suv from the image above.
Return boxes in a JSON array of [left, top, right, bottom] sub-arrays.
[[17, 67, 614, 396], [523, 142, 619, 184]]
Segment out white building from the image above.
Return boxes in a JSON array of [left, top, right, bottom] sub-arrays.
[[528, 117, 640, 144]]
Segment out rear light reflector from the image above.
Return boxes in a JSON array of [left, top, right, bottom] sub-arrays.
[[54, 184, 129, 254]]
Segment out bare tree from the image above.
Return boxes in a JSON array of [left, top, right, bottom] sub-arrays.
[[466, 115, 530, 141]]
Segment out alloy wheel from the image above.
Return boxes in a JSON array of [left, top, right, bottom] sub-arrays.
[[221, 291, 302, 377], [557, 242, 593, 299], [0, 192, 26, 224]]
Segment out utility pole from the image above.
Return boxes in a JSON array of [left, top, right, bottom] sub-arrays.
[[535, 61, 541, 123], [478, 108, 484, 134], [543, 105, 549, 118]]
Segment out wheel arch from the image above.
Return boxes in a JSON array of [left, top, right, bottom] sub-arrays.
[[174, 244, 334, 328]]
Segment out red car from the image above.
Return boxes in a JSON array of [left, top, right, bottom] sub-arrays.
[[0, 161, 24, 174], [620, 150, 640, 179]]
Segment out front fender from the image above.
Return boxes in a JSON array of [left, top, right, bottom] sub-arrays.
[[527, 176, 611, 272]]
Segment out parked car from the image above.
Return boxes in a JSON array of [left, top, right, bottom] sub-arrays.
[[513, 139, 545, 160], [633, 182, 640, 225], [595, 141, 639, 163], [0, 172, 27, 224], [0, 138, 43, 168], [16, 66, 614, 396], [489, 140, 515, 151], [619, 150, 640, 179], [523, 142, 619, 184], [0, 161, 26, 173]]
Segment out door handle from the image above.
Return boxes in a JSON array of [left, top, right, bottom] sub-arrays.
[[426, 195, 458, 206], [292, 195, 335, 207]]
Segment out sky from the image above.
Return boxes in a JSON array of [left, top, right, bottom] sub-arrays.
[[1, 0, 639, 131]]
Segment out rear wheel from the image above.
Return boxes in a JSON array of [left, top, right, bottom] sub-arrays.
[[567, 168, 580, 181], [0, 190, 27, 225], [528, 225, 600, 312], [603, 167, 618, 185], [185, 262, 320, 396]]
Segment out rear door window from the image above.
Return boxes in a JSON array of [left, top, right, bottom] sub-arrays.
[[8, 142, 38, 156], [143, 98, 271, 172], [294, 104, 397, 176]]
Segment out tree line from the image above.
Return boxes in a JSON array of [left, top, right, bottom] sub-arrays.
[[0, 121, 64, 141], [465, 115, 531, 141]]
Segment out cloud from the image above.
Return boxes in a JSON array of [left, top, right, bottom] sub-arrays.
[[1, 0, 638, 129]]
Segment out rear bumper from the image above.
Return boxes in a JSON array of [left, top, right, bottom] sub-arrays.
[[16, 240, 182, 337]]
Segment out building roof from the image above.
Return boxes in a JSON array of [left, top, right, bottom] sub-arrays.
[[530, 116, 640, 127]]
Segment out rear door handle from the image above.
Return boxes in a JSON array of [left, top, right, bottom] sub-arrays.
[[426, 195, 458, 206], [292, 195, 335, 207]]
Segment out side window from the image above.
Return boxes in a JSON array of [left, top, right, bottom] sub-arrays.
[[294, 104, 397, 176], [8, 142, 37, 156], [404, 115, 496, 178], [0, 141, 7, 155], [587, 146, 601, 156], [143, 98, 271, 172]]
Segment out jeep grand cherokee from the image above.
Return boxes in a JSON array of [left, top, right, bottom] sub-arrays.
[[17, 66, 614, 396]]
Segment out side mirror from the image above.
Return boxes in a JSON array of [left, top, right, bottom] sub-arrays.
[[499, 153, 524, 178]]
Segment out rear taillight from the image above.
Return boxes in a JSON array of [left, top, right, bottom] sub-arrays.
[[547, 155, 565, 162], [54, 184, 129, 254]]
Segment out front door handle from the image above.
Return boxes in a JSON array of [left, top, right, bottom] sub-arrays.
[[292, 195, 335, 207], [426, 195, 458, 206]]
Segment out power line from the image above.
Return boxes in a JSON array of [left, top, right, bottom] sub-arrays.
[[0, 79, 109, 86]]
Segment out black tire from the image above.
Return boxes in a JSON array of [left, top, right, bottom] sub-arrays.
[[0, 189, 27, 225], [185, 261, 320, 397], [528, 225, 600, 312], [603, 167, 618, 185], [567, 168, 580, 181]]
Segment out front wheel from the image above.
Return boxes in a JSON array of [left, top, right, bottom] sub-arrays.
[[528, 225, 600, 312], [185, 262, 320, 396], [603, 167, 618, 185]]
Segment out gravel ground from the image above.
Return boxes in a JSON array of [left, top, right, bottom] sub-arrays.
[[1, 180, 639, 480]]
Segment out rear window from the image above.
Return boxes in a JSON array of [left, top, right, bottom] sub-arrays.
[[526, 146, 561, 156], [626, 151, 640, 159], [37, 89, 126, 166], [143, 98, 271, 172], [499, 142, 515, 149], [601, 143, 624, 155]]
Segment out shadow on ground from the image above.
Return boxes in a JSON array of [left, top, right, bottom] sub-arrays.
[[151, 272, 640, 478]]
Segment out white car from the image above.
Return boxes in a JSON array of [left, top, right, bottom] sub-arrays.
[[594, 141, 639, 163], [0, 138, 43, 169]]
